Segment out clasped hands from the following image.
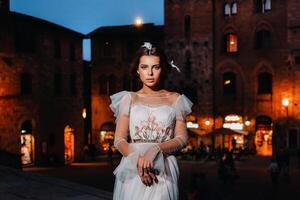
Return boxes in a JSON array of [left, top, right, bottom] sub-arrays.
[[136, 144, 161, 186]]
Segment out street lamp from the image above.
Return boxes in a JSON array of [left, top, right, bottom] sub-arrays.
[[134, 17, 143, 26], [282, 98, 289, 116], [205, 120, 211, 126]]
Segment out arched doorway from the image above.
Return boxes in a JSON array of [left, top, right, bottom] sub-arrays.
[[99, 122, 116, 153], [20, 120, 35, 165], [64, 125, 74, 164], [255, 116, 273, 156]]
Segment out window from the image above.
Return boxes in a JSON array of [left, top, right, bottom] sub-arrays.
[[108, 75, 117, 95], [224, 33, 238, 53], [99, 75, 108, 95], [231, 2, 237, 15], [258, 72, 272, 94], [185, 50, 192, 77], [54, 38, 61, 58], [264, 0, 271, 11], [255, 30, 271, 49], [254, 0, 271, 13], [184, 15, 191, 39], [54, 72, 62, 95], [224, 2, 237, 16], [223, 72, 236, 95], [70, 73, 77, 96], [69, 43, 75, 61], [103, 42, 114, 57], [224, 3, 231, 16], [21, 72, 32, 95]]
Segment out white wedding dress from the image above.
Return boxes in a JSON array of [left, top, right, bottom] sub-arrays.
[[109, 91, 193, 200]]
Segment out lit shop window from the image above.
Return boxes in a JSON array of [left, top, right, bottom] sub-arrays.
[[20, 120, 34, 166], [64, 125, 74, 165], [224, 33, 238, 53]]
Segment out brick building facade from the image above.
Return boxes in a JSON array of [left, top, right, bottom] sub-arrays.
[[88, 24, 164, 153], [0, 0, 85, 166], [164, 0, 300, 155]]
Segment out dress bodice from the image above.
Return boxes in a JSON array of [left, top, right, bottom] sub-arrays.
[[109, 91, 193, 143]]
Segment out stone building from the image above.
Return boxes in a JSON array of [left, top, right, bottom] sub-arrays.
[[0, 0, 85, 166], [164, 0, 300, 155], [88, 23, 164, 153]]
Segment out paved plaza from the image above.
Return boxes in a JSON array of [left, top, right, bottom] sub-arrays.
[[1, 155, 300, 200]]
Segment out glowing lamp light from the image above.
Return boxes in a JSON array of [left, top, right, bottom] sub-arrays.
[[82, 108, 87, 119], [205, 120, 210, 126], [230, 41, 235, 45], [282, 98, 289, 107], [135, 17, 143, 26], [245, 120, 251, 126], [21, 130, 26, 134], [224, 80, 231, 85]]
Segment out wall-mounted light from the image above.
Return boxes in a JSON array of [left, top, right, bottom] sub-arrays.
[[82, 108, 87, 119], [282, 98, 289, 107], [205, 120, 210, 126], [245, 120, 251, 126]]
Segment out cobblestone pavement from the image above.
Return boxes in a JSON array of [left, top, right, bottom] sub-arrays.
[[0, 165, 112, 200]]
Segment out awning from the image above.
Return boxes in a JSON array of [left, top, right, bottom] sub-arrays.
[[208, 127, 248, 136]]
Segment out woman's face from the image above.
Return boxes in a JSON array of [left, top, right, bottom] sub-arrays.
[[137, 55, 162, 88]]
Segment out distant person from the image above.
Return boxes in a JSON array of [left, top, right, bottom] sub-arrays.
[[268, 157, 279, 191]]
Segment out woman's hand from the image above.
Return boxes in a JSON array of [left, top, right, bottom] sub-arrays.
[[137, 155, 158, 186]]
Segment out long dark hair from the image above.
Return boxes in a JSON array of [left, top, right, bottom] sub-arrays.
[[130, 42, 172, 82]]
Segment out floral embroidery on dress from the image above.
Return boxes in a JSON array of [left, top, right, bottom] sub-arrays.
[[133, 112, 175, 143]]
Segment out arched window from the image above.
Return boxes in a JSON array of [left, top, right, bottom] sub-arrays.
[[255, 30, 271, 49], [184, 15, 191, 39], [99, 75, 108, 95], [224, 33, 238, 53], [69, 43, 75, 61], [54, 38, 61, 58], [21, 72, 32, 95], [264, 0, 271, 11], [258, 72, 272, 94], [54, 72, 62, 95], [70, 73, 77, 96], [231, 2, 237, 15], [224, 3, 231, 16], [223, 72, 236, 95], [254, 0, 263, 13], [254, 0, 271, 13], [108, 74, 117, 95], [185, 50, 192, 77]]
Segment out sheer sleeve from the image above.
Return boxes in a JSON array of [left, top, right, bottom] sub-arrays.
[[158, 94, 193, 153], [109, 91, 132, 156], [143, 94, 193, 161]]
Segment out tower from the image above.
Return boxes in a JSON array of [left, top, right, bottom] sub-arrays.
[[0, 0, 10, 13]]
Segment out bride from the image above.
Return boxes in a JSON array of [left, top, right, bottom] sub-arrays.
[[110, 42, 193, 200]]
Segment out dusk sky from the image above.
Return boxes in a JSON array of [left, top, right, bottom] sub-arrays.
[[10, 0, 164, 60]]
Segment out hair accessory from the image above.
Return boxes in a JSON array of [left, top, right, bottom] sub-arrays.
[[141, 42, 152, 51], [170, 60, 181, 72]]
